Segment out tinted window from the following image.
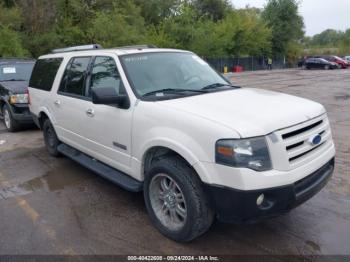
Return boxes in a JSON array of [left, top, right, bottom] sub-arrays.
[[59, 57, 91, 96], [29, 58, 62, 91], [89, 56, 123, 96]]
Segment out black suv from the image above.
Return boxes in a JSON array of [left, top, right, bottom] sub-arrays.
[[0, 58, 35, 131]]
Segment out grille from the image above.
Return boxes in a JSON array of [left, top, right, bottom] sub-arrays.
[[277, 114, 332, 168]]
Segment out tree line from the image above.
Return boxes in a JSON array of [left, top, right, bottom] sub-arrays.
[[303, 29, 350, 56], [0, 0, 306, 62]]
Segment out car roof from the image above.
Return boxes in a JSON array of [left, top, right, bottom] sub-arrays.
[[0, 58, 36, 64], [38, 48, 192, 59]]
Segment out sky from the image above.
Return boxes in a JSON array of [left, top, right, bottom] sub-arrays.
[[231, 0, 350, 36]]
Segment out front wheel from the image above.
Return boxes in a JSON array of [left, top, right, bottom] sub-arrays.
[[144, 156, 214, 242], [43, 119, 61, 157]]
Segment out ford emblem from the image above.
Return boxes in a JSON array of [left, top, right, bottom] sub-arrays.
[[309, 134, 322, 145]]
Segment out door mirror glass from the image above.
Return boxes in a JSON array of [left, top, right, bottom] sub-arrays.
[[92, 87, 129, 108]]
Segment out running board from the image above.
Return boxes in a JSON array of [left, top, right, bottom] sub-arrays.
[[57, 143, 143, 192]]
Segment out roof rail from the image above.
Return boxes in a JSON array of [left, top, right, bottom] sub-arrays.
[[115, 44, 158, 50], [51, 44, 103, 54]]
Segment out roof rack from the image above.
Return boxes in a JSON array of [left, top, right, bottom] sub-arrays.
[[51, 44, 103, 54], [115, 44, 158, 50]]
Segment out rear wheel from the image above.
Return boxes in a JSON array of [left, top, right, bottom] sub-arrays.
[[2, 104, 20, 132], [324, 65, 330, 70], [43, 118, 61, 157], [144, 156, 214, 242]]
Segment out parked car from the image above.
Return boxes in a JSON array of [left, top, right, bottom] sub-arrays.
[[319, 55, 350, 69], [344, 56, 350, 63], [0, 58, 35, 131], [29, 45, 335, 242], [304, 58, 338, 70]]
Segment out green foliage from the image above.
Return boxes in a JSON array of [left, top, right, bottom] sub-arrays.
[[0, 26, 28, 57], [191, 0, 231, 21], [303, 28, 350, 56], [0, 0, 308, 60], [262, 0, 304, 56], [135, 0, 180, 25]]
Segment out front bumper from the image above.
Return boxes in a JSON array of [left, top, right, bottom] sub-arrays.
[[204, 158, 335, 223]]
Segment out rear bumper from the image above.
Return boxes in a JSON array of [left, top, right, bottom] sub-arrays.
[[204, 158, 335, 223], [9, 104, 33, 124]]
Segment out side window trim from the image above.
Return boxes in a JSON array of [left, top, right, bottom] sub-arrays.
[[57, 56, 92, 100]]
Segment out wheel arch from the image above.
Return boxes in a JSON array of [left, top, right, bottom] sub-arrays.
[[36, 108, 54, 129], [140, 142, 210, 184]]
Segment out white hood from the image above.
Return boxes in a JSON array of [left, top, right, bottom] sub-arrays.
[[158, 88, 326, 138]]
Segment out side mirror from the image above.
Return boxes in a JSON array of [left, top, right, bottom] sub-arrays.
[[91, 87, 130, 109]]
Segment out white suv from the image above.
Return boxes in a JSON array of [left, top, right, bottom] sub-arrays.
[[28, 45, 335, 242]]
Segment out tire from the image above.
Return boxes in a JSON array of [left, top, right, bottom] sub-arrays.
[[2, 104, 20, 132], [144, 155, 214, 242], [43, 118, 61, 157], [324, 65, 330, 70]]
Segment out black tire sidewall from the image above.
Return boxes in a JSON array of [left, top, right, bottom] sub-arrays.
[[144, 158, 212, 242], [43, 119, 60, 156]]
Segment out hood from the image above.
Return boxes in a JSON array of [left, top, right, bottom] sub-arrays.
[[0, 80, 28, 94], [158, 88, 326, 138]]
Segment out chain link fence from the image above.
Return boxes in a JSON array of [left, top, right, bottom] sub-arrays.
[[205, 56, 298, 73]]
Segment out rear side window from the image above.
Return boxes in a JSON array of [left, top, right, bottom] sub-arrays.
[[29, 58, 63, 91], [58, 57, 91, 97]]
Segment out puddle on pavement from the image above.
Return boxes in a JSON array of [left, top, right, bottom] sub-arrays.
[[0, 166, 89, 200], [334, 94, 350, 101]]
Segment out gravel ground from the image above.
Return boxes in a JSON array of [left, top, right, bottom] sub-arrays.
[[0, 68, 349, 256]]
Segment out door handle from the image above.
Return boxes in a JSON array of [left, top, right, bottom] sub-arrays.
[[54, 100, 61, 106], [86, 109, 95, 117]]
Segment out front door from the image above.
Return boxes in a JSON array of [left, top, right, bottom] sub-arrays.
[[83, 55, 133, 173]]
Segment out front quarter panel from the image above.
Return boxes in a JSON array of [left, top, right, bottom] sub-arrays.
[[132, 101, 240, 183]]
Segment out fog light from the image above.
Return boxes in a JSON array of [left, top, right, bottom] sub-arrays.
[[257, 194, 265, 206]]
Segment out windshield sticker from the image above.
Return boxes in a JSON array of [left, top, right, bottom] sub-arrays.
[[124, 56, 148, 62], [3, 67, 16, 74], [192, 56, 207, 66]]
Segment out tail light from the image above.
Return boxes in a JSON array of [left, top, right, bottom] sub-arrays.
[[25, 87, 31, 105]]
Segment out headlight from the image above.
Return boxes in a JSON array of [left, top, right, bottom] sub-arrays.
[[10, 94, 28, 104], [215, 137, 272, 171]]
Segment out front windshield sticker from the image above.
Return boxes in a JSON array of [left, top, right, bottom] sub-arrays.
[[192, 55, 207, 66], [3, 67, 16, 74], [124, 56, 148, 62]]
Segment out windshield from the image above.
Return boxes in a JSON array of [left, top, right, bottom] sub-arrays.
[[0, 62, 35, 83], [120, 52, 230, 97]]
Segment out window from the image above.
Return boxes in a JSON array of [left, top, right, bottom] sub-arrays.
[[59, 57, 91, 96], [89, 56, 123, 97], [29, 58, 63, 91]]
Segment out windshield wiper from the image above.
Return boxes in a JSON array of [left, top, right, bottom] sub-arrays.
[[142, 88, 206, 97], [0, 79, 26, 82], [201, 83, 240, 91]]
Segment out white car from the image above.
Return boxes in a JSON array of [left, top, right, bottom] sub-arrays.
[[28, 45, 335, 242]]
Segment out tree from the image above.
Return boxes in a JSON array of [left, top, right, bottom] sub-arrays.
[[310, 29, 344, 47], [87, 1, 146, 47], [191, 0, 231, 21], [134, 0, 180, 25], [262, 0, 304, 56], [0, 26, 28, 57]]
